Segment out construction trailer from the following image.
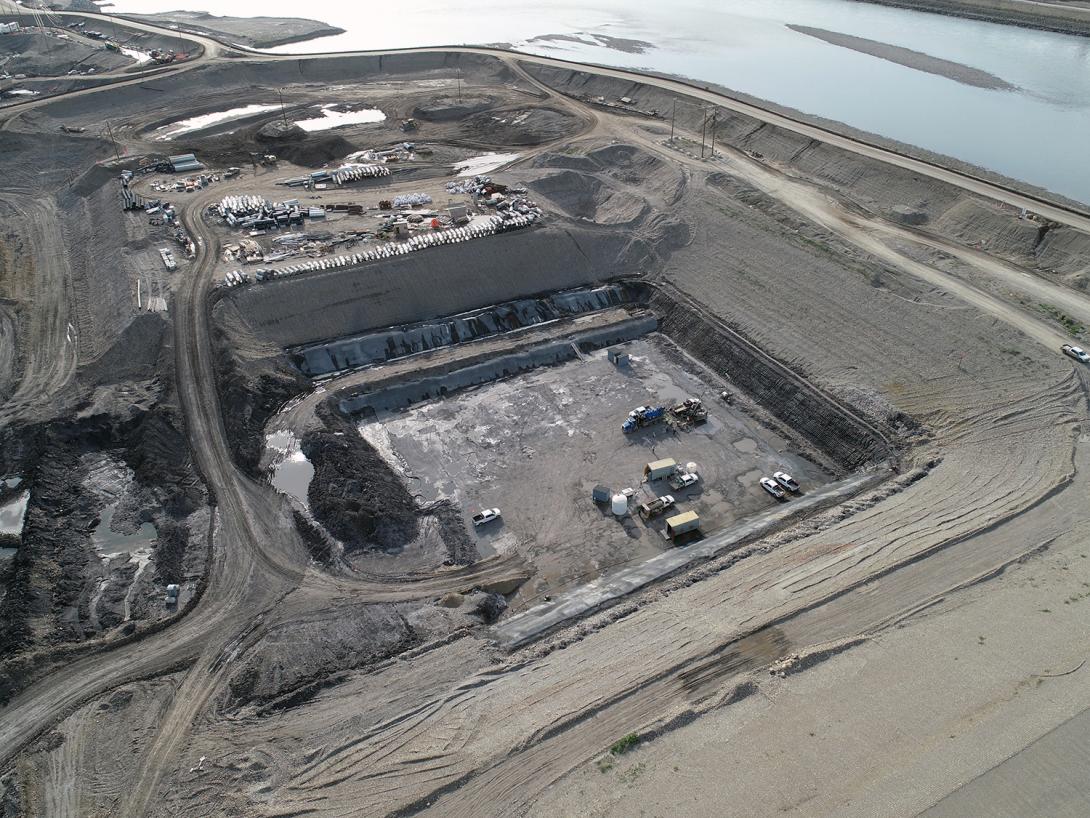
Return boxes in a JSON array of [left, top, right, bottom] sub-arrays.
[[644, 458, 677, 481], [665, 511, 700, 540]]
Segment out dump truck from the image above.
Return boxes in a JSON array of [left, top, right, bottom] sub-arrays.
[[665, 510, 700, 540], [638, 494, 676, 518], [622, 405, 666, 433]]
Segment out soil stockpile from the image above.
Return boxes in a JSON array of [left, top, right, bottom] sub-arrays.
[[412, 95, 495, 121]]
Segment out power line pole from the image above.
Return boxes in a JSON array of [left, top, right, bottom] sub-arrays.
[[670, 99, 676, 142], [104, 120, 121, 162], [709, 110, 717, 157], [700, 109, 708, 158], [278, 87, 288, 128]]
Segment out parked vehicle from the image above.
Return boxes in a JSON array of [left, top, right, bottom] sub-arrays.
[[638, 495, 676, 518], [665, 510, 701, 540], [471, 508, 502, 527], [760, 477, 786, 499], [623, 405, 666, 433], [669, 472, 700, 490], [773, 471, 800, 492], [670, 398, 707, 424], [1062, 344, 1090, 363]]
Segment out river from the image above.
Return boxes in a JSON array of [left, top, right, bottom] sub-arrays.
[[104, 0, 1090, 204]]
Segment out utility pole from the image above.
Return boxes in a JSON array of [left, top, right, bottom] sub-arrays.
[[699, 109, 708, 158], [708, 110, 717, 157], [278, 87, 288, 128], [670, 99, 676, 142], [104, 120, 121, 162], [457, 68, 463, 103]]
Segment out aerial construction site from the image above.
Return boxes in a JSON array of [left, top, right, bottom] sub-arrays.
[[2, 2, 1090, 816]]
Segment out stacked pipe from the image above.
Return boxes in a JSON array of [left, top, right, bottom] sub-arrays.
[[393, 192, 432, 208], [332, 163, 391, 184], [232, 203, 541, 288]]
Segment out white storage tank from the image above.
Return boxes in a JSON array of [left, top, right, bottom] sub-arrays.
[[611, 494, 628, 516]]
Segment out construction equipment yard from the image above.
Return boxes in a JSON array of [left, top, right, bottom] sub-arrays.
[[1, 4, 1090, 817]]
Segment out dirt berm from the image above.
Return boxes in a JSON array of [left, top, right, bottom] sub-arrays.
[[521, 63, 1090, 290]]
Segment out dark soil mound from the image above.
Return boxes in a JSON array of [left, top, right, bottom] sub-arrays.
[[412, 95, 495, 121]]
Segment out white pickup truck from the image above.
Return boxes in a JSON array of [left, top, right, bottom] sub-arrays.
[[472, 508, 501, 527], [1062, 344, 1090, 364]]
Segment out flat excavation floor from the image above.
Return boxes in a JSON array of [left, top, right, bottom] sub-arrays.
[[361, 335, 831, 608]]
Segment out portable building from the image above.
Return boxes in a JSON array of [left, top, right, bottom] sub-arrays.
[[607, 347, 629, 366], [644, 458, 677, 481], [591, 484, 611, 504], [665, 511, 700, 539]]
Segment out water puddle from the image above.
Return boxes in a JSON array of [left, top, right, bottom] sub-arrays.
[[92, 503, 157, 558], [155, 103, 282, 139], [0, 490, 29, 536], [295, 105, 386, 132], [733, 437, 758, 454], [266, 430, 315, 507]]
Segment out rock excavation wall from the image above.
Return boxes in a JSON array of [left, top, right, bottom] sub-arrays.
[[338, 314, 658, 416], [650, 289, 890, 471], [220, 225, 633, 351], [290, 283, 646, 377]]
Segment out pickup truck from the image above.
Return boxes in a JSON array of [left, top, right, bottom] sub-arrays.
[[471, 508, 501, 527], [760, 477, 786, 500], [638, 495, 676, 518], [669, 472, 700, 490], [1062, 344, 1090, 364], [773, 471, 800, 493]]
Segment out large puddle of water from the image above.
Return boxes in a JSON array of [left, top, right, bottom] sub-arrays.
[[266, 430, 315, 506], [109, 0, 1090, 204], [92, 503, 158, 558], [155, 103, 282, 139], [295, 105, 386, 132]]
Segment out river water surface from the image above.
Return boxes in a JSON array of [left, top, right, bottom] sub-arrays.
[[105, 0, 1090, 204]]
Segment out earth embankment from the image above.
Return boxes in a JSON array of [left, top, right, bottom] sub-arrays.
[[216, 225, 632, 351]]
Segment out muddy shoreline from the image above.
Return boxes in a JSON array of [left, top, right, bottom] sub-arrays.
[[787, 24, 1016, 90], [854, 0, 1090, 37]]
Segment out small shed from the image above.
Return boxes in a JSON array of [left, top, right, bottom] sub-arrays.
[[607, 347, 630, 367], [665, 511, 700, 539], [448, 204, 468, 223], [591, 484, 611, 504], [644, 458, 677, 481]]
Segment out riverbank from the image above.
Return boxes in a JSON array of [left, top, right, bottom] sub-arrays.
[[857, 0, 1090, 37], [116, 11, 344, 49]]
